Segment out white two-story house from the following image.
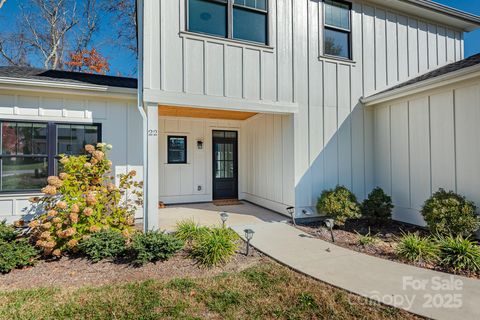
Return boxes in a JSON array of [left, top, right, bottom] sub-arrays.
[[1, 1, 480, 231], [139, 0, 480, 229]]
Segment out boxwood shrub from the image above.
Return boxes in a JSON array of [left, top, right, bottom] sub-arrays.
[[78, 230, 127, 262], [361, 187, 394, 221], [130, 231, 184, 266], [421, 189, 480, 237], [317, 186, 361, 226]]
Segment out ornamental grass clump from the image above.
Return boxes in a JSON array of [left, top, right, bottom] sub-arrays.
[[421, 189, 480, 237], [436, 234, 480, 273], [23, 143, 142, 257], [190, 227, 239, 267], [396, 233, 438, 264], [317, 186, 361, 226], [174, 219, 209, 243]]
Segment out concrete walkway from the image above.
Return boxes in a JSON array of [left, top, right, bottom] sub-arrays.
[[232, 222, 480, 320], [158, 201, 287, 232]]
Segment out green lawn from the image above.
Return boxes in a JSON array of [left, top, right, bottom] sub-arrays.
[[0, 263, 418, 320]]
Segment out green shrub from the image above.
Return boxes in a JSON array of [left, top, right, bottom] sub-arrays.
[[436, 235, 480, 273], [0, 220, 17, 242], [130, 231, 184, 265], [175, 219, 208, 242], [361, 187, 394, 221], [396, 233, 438, 263], [421, 189, 480, 237], [78, 230, 127, 262], [25, 143, 141, 257], [0, 239, 38, 274], [317, 186, 361, 226], [190, 227, 239, 267]]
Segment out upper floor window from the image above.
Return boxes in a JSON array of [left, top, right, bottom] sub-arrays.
[[324, 0, 351, 59], [188, 0, 268, 45]]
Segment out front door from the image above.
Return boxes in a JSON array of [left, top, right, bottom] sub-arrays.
[[213, 130, 238, 200]]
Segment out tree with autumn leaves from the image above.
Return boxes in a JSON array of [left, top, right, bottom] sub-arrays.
[[65, 48, 110, 75]]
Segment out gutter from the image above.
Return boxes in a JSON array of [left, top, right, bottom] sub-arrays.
[[399, 0, 480, 29], [361, 63, 480, 106], [136, 0, 149, 232]]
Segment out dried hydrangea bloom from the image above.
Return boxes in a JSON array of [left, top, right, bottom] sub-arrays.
[[89, 225, 101, 233], [56, 230, 67, 239], [85, 144, 95, 153], [84, 162, 92, 169], [107, 183, 116, 192], [47, 210, 58, 218], [59, 172, 68, 180], [41, 185, 57, 195], [92, 150, 104, 161], [13, 220, 24, 228], [36, 240, 46, 247], [52, 249, 62, 257], [41, 222, 52, 230], [64, 227, 76, 237], [69, 212, 79, 224], [59, 157, 69, 165], [52, 217, 62, 224], [130, 170, 137, 177], [40, 231, 51, 239], [107, 160, 113, 168], [67, 239, 78, 249], [56, 201, 68, 210], [28, 220, 40, 229], [47, 176, 63, 188], [86, 193, 97, 206], [83, 207, 94, 216], [44, 241, 56, 249], [122, 229, 130, 238], [71, 204, 80, 213]]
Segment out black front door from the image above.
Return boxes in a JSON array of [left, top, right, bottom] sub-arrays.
[[213, 130, 238, 200]]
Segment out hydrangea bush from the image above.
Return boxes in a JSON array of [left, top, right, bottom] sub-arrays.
[[22, 143, 142, 256]]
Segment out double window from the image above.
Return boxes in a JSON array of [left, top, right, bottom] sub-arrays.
[[324, 0, 351, 60], [187, 0, 268, 45], [0, 121, 100, 192]]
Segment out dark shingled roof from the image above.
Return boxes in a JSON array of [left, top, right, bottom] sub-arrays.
[[0, 66, 137, 89], [366, 53, 480, 99]]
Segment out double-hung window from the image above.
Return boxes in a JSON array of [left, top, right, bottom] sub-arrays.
[[323, 0, 351, 59], [0, 121, 100, 192], [187, 0, 268, 45]]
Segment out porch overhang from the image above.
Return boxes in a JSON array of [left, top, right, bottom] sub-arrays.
[[143, 89, 299, 114]]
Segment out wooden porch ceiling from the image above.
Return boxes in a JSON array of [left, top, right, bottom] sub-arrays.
[[158, 105, 257, 120]]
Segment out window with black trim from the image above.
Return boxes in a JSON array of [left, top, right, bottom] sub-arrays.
[[324, 0, 351, 59], [187, 0, 268, 45], [168, 136, 187, 164], [0, 121, 100, 192]]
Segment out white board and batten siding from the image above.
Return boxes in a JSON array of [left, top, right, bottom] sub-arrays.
[[143, 0, 465, 216], [0, 90, 143, 222], [158, 114, 294, 213], [372, 78, 480, 227]]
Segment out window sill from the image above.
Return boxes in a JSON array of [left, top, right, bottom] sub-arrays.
[[179, 31, 275, 52], [0, 190, 42, 197], [318, 55, 356, 66]]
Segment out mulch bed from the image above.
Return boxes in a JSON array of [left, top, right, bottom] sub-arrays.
[[0, 241, 266, 291], [295, 218, 480, 279]]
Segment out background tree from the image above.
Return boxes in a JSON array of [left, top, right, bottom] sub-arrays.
[[65, 48, 110, 74], [0, 0, 101, 70], [102, 0, 137, 57]]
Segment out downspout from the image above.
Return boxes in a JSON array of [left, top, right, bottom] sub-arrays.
[[136, 0, 149, 232]]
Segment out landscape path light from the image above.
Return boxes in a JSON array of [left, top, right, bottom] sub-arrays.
[[325, 218, 335, 242], [244, 228, 255, 256], [286, 206, 296, 225], [220, 211, 229, 228]]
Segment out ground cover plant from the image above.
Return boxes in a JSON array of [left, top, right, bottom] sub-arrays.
[[0, 263, 420, 320]]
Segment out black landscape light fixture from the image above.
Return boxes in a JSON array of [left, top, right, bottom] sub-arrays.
[[220, 211, 229, 228], [286, 206, 296, 225], [197, 139, 204, 149], [244, 228, 255, 256], [325, 218, 335, 242]]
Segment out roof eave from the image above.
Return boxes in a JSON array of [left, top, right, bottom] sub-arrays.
[[361, 64, 480, 106], [0, 77, 137, 100]]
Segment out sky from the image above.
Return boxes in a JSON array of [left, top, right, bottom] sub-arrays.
[[0, 0, 479, 77]]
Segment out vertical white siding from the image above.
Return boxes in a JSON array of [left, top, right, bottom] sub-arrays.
[[0, 91, 142, 222], [373, 80, 480, 226]]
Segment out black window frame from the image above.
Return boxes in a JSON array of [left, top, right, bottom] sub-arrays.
[[0, 120, 101, 194], [323, 0, 352, 60], [186, 0, 269, 46], [167, 135, 188, 164]]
